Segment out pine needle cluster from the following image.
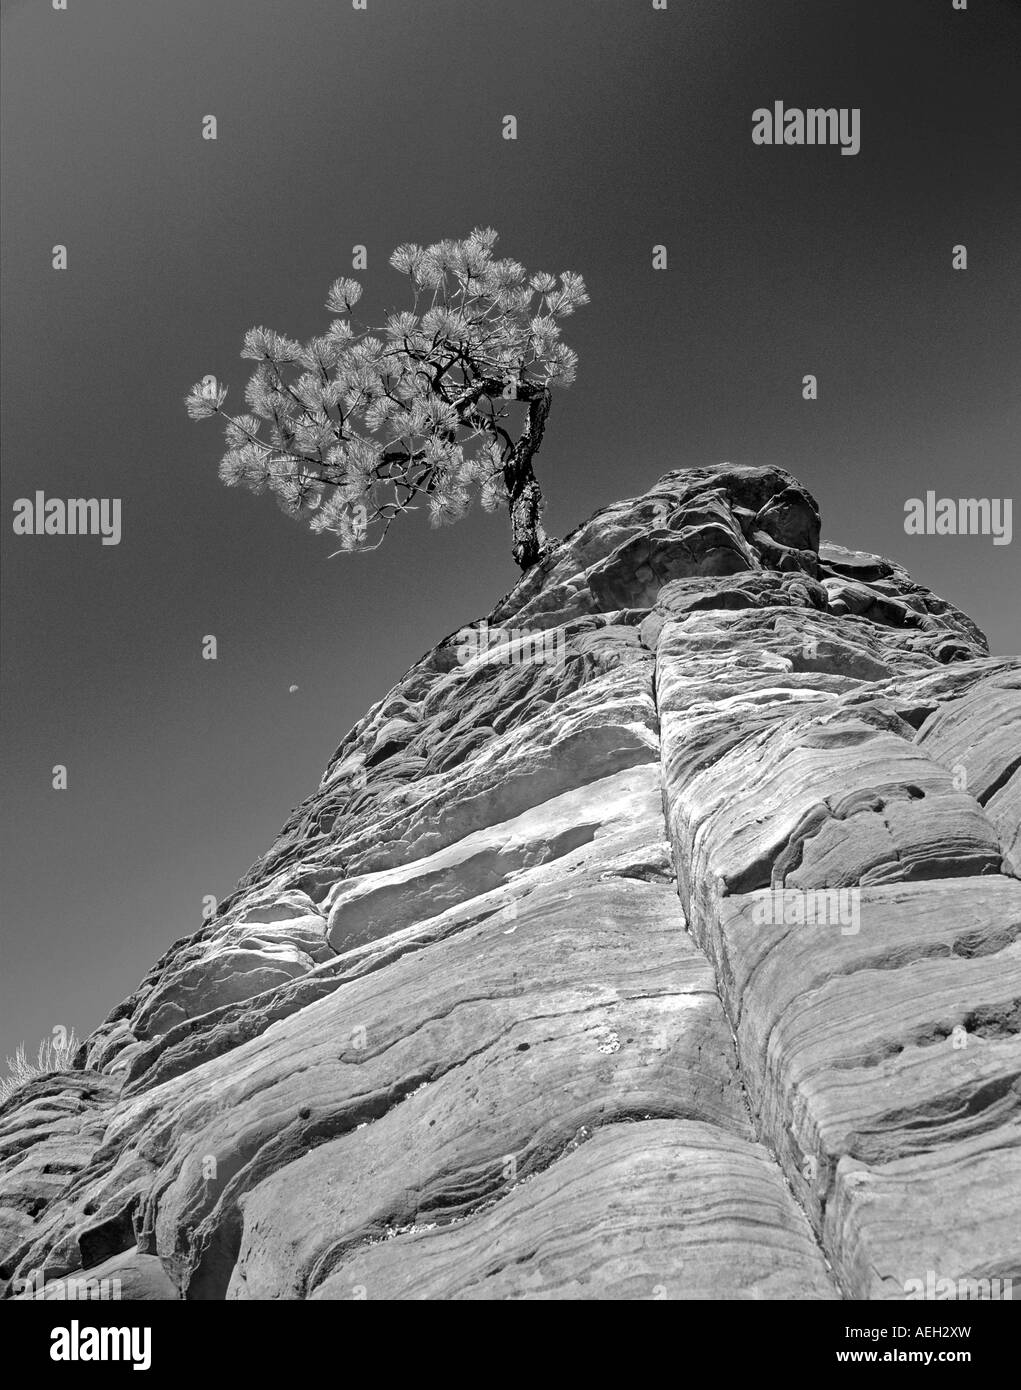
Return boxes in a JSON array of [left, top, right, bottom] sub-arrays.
[[185, 229, 588, 558]]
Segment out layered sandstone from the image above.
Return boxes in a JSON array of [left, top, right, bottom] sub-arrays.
[[2, 463, 1018, 1300]]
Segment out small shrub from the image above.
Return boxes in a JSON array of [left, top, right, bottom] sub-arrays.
[[0, 1029, 80, 1105]]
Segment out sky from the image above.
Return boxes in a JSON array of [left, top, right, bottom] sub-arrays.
[[1, 0, 1019, 1065]]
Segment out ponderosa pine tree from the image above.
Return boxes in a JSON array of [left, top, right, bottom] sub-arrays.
[[185, 228, 588, 571]]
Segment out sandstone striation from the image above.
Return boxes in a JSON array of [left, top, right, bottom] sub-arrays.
[[2, 462, 1018, 1300]]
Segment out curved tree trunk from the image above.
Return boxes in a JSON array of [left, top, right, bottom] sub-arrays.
[[504, 386, 554, 571]]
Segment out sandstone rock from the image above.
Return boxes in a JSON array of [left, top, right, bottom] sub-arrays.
[[1, 462, 1016, 1301]]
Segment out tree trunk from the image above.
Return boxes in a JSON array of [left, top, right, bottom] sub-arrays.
[[507, 470, 550, 570], [504, 386, 554, 571]]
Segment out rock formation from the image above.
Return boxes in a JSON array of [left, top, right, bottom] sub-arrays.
[[2, 463, 1018, 1300]]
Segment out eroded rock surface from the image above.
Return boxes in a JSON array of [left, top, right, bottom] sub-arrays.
[[2, 463, 1017, 1300]]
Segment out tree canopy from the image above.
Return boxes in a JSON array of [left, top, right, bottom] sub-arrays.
[[186, 228, 588, 570]]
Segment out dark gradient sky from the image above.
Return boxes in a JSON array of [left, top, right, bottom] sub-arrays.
[[2, 0, 1019, 1064]]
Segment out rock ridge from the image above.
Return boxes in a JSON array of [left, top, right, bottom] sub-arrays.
[[2, 462, 1017, 1300]]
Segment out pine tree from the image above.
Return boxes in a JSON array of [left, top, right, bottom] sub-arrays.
[[186, 228, 588, 571]]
